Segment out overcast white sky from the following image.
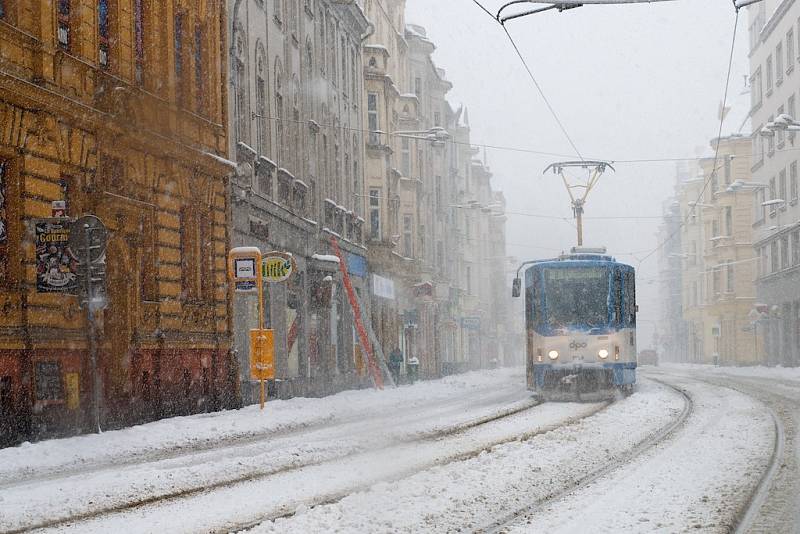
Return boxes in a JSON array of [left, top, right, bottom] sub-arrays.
[[405, 0, 752, 348]]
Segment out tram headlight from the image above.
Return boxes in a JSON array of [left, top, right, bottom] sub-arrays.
[[598, 349, 609, 359], [548, 350, 559, 360]]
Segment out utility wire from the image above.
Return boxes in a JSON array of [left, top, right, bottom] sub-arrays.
[[637, 9, 741, 266], [257, 113, 800, 166], [471, 0, 498, 20], [468, 0, 585, 160], [500, 24, 585, 160]]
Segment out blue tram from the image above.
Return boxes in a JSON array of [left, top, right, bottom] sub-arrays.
[[514, 248, 637, 401]]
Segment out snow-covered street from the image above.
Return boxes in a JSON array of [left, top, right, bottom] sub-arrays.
[[0, 365, 796, 533]]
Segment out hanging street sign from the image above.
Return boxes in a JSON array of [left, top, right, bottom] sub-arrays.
[[68, 215, 108, 264], [262, 251, 296, 283]]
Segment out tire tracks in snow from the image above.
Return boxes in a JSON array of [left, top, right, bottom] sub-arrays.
[[2, 394, 543, 534]]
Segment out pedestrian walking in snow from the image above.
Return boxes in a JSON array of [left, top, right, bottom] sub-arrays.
[[388, 347, 403, 385], [406, 355, 420, 384]]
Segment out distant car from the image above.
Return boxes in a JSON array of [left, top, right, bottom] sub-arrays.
[[638, 349, 658, 366]]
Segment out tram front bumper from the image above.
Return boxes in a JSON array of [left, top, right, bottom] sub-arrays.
[[532, 362, 636, 392]]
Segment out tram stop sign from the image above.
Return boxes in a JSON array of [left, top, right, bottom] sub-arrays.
[[68, 215, 108, 263]]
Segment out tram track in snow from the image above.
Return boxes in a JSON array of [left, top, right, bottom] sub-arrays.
[[13, 398, 613, 534], [474, 378, 694, 534], [650, 369, 797, 534]]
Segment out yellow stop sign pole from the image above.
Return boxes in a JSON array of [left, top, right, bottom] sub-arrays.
[[228, 247, 274, 410]]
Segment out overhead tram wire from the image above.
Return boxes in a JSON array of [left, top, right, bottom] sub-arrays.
[[254, 112, 800, 167], [637, 8, 741, 266], [470, 0, 585, 161]]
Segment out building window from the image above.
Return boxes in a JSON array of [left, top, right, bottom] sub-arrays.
[[435, 175, 442, 211], [275, 65, 284, 163], [274, 0, 282, 21], [194, 24, 205, 114], [351, 48, 357, 98], [793, 231, 800, 265], [771, 240, 779, 273], [58, 0, 70, 50], [788, 29, 795, 73], [401, 137, 410, 176], [98, 0, 110, 68], [367, 93, 379, 144], [724, 206, 732, 236], [791, 161, 799, 202], [369, 188, 380, 240], [778, 105, 786, 146], [234, 34, 248, 143], [0, 160, 7, 285], [35, 362, 64, 401], [256, 51, 267, 154], [766, 54, 774, 92], [777, 42, 784, 83], [780, 168, 788, 207], [174, 11, 184, 105], [403, 214, 413, 257], [712, 266, 721, 295], [770, 176, 777, 216], [414, 76, 422, 97], [723, 155, 731, 184], [466, 265, 472, 294], [726, 262, 734, 292], [782, 235, 790, 270], [134, 0, 144, 85], [341, 37, 347, 94]]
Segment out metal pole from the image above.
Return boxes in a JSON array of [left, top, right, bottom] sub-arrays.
[[85, 224, 101, 433], [575, 203, 584, 246]]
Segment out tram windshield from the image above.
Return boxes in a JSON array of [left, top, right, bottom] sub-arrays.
[[543, 267, 609, 329]]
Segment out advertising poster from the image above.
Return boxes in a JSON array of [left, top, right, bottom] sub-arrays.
[[35, 219, 78, 294]]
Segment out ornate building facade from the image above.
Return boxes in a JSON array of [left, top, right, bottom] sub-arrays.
[[0, 0, 236, 444], [228, 0, 371, 400]]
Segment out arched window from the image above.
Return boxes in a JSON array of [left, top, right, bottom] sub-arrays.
[[341, 37, 347, 94], [318, 11, 326, 76], [255, 44, 267, 154], [98, 0, 110, 68], [351, 47, 357, 99], [134, 0, 145, 84], [58, 0, 71, 49], [233, 27, 249, 143], [275, 59, 284, 164], [330, 21, 337, 82], [292, 75, 301, 172]]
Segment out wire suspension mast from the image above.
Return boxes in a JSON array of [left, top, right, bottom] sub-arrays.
[[544, 161, 614, 246]]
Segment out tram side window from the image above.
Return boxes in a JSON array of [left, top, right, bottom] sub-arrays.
[[613, 269, 623, 325], [525, 271, 541, 326], [623, 270, 636, 326]]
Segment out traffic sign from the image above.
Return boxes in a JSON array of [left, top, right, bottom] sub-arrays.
[[68, 215, 107, 263]]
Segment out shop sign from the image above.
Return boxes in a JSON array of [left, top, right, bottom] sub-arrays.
[[462, 316, 481, 331], [262, 252, 296, 283], [35, 219, 78, 294], [346, 252, 368, 278], [372, 274, 395, 300]]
